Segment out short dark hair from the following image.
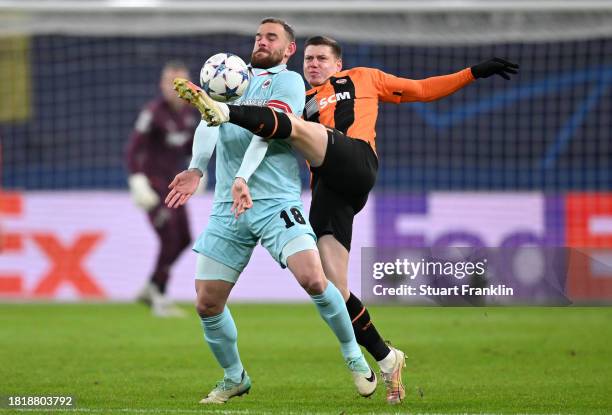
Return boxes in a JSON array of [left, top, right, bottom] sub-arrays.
[[260, 17, 295, 42], [304, 36, 342, 59]]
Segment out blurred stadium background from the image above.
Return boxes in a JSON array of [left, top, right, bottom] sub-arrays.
[[1, 0, 611, 304], [1, 2, 612, 414]]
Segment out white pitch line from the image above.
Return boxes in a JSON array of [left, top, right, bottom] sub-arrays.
[[1, 409, 573, 415]]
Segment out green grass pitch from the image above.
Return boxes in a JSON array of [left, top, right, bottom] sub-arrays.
[[1, 304, 611, 414]]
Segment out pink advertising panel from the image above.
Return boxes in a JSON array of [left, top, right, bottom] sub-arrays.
[[0, 191, 372, 302]]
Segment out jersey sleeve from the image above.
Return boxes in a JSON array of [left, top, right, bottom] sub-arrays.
[[188, 120, 219, 174], [372, 67, 475, 104], [235, 135, 269, 183], [182, 114, 197, 157], [267, 71, 306, 115]]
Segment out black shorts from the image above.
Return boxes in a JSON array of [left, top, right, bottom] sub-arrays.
[[309, 128, 378, 251]]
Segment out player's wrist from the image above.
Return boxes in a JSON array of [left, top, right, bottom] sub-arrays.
[[188, 167, 204, 177]]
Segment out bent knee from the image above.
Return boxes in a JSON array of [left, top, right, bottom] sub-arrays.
[[298, 274, 327, 295], [195, 296, 225, 317]]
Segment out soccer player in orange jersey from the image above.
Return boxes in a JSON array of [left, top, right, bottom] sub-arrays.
[[180, 35, 518, 405]]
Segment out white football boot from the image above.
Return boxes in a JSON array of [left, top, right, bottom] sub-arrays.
[[347, 356, 377, 397], [151, 295, 186, 318], [199, 371, 252, 404]]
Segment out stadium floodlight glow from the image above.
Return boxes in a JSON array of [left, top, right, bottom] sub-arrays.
[[107, 0, 162, 8], [1, 1, 612, 13]]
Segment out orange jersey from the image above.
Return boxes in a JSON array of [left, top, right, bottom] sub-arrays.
[[303, 67, 475, 154]]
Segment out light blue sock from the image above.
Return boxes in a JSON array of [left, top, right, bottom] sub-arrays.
[[310, 281, 364, 363], [200, 307, 244, 383]]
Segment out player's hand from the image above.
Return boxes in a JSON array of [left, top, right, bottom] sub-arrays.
[[471, 57, 519, 80], [231, 177, 253, 218], [165, 169, 202, 208]]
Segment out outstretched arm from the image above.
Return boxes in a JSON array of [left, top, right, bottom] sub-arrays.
[[396, 68, 475, 102], [377, 57, 519, 103]]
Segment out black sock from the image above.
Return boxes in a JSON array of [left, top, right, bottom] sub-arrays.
[[346, 292, 391, 361], [228, 105, 292, 139]]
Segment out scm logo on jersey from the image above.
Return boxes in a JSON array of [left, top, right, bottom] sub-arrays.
[[319, 92, 352, 108]]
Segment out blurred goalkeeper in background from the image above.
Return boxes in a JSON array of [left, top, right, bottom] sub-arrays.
[[125, 60, 200, 317], [185, 35, 518, 404]]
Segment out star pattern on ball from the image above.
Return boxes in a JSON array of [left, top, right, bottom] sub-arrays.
[[199, 53, 250, 102], [214, 62, 227, 78], [223, 84, 241, 101]]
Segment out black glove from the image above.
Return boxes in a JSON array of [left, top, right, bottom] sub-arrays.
[[471, 57, 519, 80]]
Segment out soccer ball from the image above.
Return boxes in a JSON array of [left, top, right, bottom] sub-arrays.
[[200, 53, 250, 102]]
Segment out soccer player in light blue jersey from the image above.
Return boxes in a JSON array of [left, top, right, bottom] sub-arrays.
[[165, 18, 376, 404]]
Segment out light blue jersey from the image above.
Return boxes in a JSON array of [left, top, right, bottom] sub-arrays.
[[213, 64, 305, 203], [189, 64, 314, 273]]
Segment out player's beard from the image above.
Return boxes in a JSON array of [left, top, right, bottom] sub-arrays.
[[251, 48, 284, 69]]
